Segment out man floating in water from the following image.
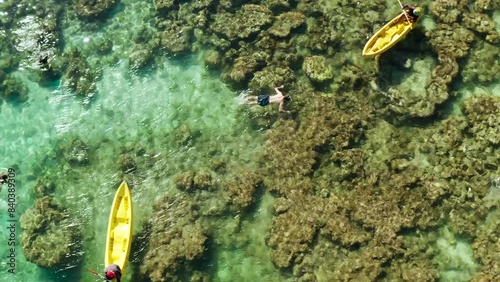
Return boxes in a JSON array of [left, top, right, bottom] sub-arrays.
[[241, 85, 291, 113]]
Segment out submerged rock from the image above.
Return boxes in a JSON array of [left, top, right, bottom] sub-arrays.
[[175, 169, 215, 191], [63, 137, 90, 166], [160, 22, 193, 54], [302, 55, 333, 83], [20, 196, 83, 268], [461, 95, 500, 145], [249, 65, 295, 91], [211, 5, 273, 40], [1, 73, 28, 102], [73, 0, 118, 18], [61, 49, 98, 97], [223, 169, 261, 211]]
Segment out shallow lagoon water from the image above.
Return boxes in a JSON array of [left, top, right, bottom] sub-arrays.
[[0, 0, 499, 281]]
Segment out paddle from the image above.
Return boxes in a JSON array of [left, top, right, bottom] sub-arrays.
[[88, 268, 106, 280], [397, 0, 411, 23]]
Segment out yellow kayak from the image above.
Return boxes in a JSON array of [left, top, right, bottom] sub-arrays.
[[105, 181, 133, 275], [362, 9, 421, 57]]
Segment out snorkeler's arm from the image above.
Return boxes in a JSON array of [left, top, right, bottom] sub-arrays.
[[274, 85, 285, 94], [278, 102, 290, 113]]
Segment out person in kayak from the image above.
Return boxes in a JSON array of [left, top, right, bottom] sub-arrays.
[[242, 85, 291, 113], [103, 264, 122, 282], [402, 4, 421, 23]]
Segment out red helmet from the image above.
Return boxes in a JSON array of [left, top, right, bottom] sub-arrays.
[[106, 270, 116, 279]]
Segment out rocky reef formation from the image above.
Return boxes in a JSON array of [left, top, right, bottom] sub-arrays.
[[211, 5, 273, 40], [20, 196, 83, 268], [461, 95, 500, 146], [58, 136, 90, 167], [0, 73, 29, 102], [73, 0, 119, 18], [175, 169, 214, 192], [302, 55, 333, 83], [8, 0, 499, 280], [261, 89, 499, 280]]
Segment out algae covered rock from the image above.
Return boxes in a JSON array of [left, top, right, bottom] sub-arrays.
[[139, 195, 208, 281], [174, 123, 198, 145], [269, 12, 305, 38], [61, 49, 98, 97], [73, 0, 118, 18], [462, 41, 500, 84], [62, 137, 90, 166], [223, 169, 261, 211], [154, 0, 175, 12], [118, 155, 137, 173], [211, 5, 273, 40], [176, 169, 214, 192], [1, 73, 28, 102], [461, 95, 500, 145], [20, 196, 82, 268], [129, 44, 154, 70], [302, 55, 333, 83], [160, 21, 193, 54], [249, 65, 295, 91], [13, 15, 59, 72], [203, 49, 221, 68]]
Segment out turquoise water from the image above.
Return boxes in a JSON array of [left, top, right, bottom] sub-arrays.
[[1, 0, 499, 281]]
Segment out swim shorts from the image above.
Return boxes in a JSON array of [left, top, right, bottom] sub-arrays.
[[257, 95, 269, 107]]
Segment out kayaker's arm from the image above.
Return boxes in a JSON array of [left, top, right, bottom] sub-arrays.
[[397, 0, 411, 22]]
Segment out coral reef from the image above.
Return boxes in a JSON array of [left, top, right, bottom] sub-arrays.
[[261, 85, 499, 279], [268, 12, 305, 38], [159, 21, 194, 54], [302, 55, 333, 83], [175, 169, 214, 192], [20, 196, 83, 268], [471, 207, 500, 281], [60, 49, 98, 97], [211, 5, 273, 40], [461, 95, 500, 146], [139, 195, 208, 281], [7, 0, 500, 280], [462, 41, 500, 84], [59, 137, 90, 166], [223, 168, 261, 211], [1, 73, 28, 102]]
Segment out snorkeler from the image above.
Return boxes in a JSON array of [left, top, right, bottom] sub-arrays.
[[242, 85, 291, 113]]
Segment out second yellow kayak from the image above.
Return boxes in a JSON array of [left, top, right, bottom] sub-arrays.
[[362, 9, 421, 57], [105, 181, 133, 275]]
